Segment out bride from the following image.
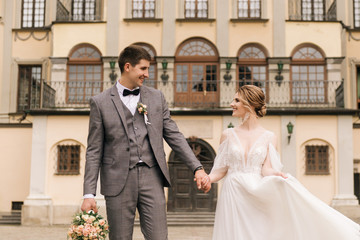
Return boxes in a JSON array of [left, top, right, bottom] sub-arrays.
[[202, 85, 360, 240]]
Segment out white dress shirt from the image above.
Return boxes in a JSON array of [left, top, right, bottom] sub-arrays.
[[84, 81, 140, 199]]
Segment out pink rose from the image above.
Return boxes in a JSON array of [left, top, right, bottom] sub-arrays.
[[99, 219, 105, 226]]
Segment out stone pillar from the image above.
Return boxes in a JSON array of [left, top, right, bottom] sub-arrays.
[[0, 0, 13, 117], [280, 116, 297, 177], [273, 0, 286, 57], [216, 0, 229, 57], [106, 0, 120, 56], [332, 115, 358, 206], [162, 0, 176, 56], [22, 116, 53, 225]]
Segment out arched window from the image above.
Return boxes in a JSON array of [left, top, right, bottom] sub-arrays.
[[175, 38, 219, 108], [67, 44, 103, 104], [291, 44, 326, 104], [237, 44, 268, 96], [133, 42, 157, 88]]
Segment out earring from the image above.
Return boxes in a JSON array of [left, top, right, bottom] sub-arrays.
[[240, 112, 250, 125]]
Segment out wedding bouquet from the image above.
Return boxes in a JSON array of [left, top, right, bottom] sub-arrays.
[[67, 210, 109, 240]]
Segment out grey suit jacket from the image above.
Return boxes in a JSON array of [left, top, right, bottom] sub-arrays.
[[84, 85, 202, 197]]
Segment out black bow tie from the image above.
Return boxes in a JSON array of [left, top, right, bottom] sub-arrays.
[[123, 88, 140, 96]]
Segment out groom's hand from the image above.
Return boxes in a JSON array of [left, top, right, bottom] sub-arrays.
[[194, 169, 211, 193], [81, 198, 98, 213]]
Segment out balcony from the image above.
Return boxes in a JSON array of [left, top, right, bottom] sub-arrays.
[[27, 79, 344, 112]]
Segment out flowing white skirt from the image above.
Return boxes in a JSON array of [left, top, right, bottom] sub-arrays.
[[212, 172, 360, 240]]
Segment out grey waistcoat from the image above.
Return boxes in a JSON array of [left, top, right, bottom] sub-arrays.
[[121, 101, 157, 168]]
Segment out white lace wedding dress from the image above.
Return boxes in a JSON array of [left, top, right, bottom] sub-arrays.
[[210, 128, 360, 240]]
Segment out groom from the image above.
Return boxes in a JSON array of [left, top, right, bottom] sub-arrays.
[[81, 45, 210, 240]]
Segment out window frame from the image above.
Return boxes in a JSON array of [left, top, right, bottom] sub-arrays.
[[67, 44, 103, 104], [56, 144, 81, 175], [236, 44, 268, 100], [132, 0, 156, 19], [301, 0, 325, 21], [17, 65, 42, 112], [290, 44, 327, 104], [305, 145, 330, 175], [21, 0, 46, 28], [237, 0, 261, 19], [72, 0, 96, 21], [354, 0, 360, 28], [184, 0, 209, 19]]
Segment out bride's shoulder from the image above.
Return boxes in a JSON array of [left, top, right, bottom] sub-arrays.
[[220, 128, 234, 143]]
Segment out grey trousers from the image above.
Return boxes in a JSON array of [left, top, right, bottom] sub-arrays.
[[105, 164, 168, 240]]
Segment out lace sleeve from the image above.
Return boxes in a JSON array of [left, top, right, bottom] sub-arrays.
[[268, 143, 284, 172], [209, 129, 231, 183]]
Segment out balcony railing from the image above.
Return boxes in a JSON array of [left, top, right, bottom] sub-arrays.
[[28, 79, 344, 111]]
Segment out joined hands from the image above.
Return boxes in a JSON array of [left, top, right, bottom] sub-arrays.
[[194, 169, 211, 193]]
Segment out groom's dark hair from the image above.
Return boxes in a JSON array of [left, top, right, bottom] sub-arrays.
[[118, 45, 151, 73]]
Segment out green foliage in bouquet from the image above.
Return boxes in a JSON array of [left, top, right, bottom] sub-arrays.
[[67, 210, 109, 240]]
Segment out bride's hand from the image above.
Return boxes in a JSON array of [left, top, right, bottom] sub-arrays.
[[274, 171, 288, 179]]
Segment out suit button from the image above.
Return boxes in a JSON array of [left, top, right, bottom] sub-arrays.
[[126, 147, 130, 151]]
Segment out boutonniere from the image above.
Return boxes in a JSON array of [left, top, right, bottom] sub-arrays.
[[137, 102, 151, 125]]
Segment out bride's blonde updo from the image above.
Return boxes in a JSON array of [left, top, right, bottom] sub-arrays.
[[237, 85, 267, 118]]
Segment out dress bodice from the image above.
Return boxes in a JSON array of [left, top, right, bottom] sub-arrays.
[[225, 129, 273, 174]]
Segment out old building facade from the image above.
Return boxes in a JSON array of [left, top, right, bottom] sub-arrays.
[[0, 0, 359, 225]]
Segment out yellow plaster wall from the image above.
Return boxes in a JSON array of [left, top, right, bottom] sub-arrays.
[[46, 116, 89, 205], [0, 23, 3, 99], [175, 23, 217, 52], [286, 22, 342, 57], [167, 115, 223, 157], [0, 127, 32, 212], [52, 24, 106, 57], [12, 33, 51, 58], [295, 116, 337, 204], [259, 115, 282, 149], [229, 22, 273, 57], [118, 0, 162, 54], [119, 22, 163, 54]]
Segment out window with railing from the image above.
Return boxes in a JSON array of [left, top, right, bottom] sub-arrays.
[[291, 45, 327, 104], [237, 44, 268, 96], [175, 38, 219, 107], [57, 144, 80, 175], [355, 0, 360, 28], [17, 65, 42, 111], [134, 43, 157, 88], [21, 0, 45, 28], [305, 145, 329, 175], [56, 0, 102, 21], [67, 44, 103, 104], [185, 0, 208, 19], [132, 0, 155, 18], [237, 0, 261, 19]]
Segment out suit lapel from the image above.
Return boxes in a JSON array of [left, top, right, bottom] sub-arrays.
[[110, 85, 129, 137]]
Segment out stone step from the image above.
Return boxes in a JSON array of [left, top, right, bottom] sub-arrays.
[[135, 212, 215, 226], [0, 211, 22, 225]]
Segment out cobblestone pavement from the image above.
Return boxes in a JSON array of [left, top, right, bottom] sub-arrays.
[[0, 225, 213, 240]]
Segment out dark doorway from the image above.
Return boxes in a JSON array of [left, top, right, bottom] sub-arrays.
[[167, 137, 217, 212]]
